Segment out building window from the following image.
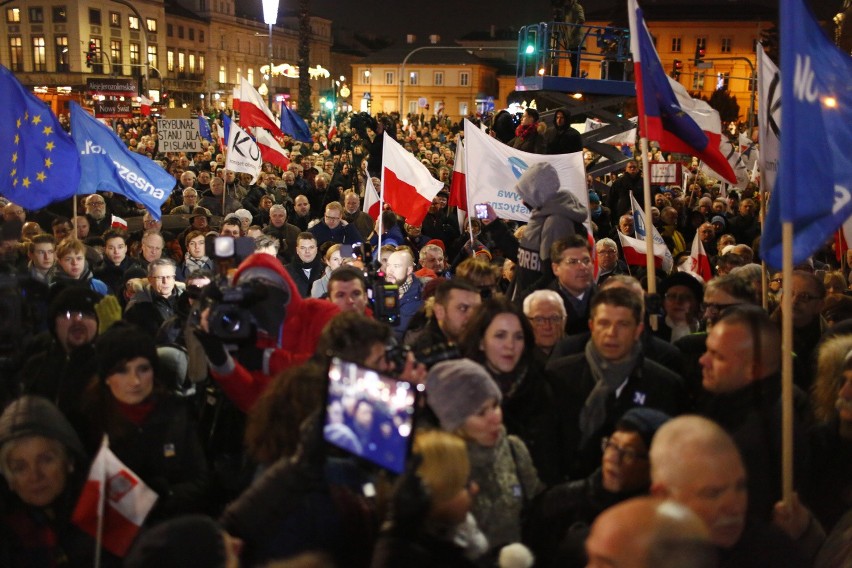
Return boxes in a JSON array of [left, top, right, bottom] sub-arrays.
[[178, 26, 184, 39], [89, 8, 101, 26], [167, 50, 175, 72], [199, 30, 205, 43], [9, 37, 23, 71], [110, 11, 121, 28], [90, 38, 103, 73], [32, 36, 46, 71], [716, 72, 730, 91], [361, 70, 370, 84], [6, 8, 21, 23], [385, 71, 394, 85], [129, 42, 140, 70], [111, 40, 122, 75], [52, 6, 67, 23], [147, 44, 157, 70], [696, 37, 707, 51], [434, 71, 443, 86], [408, 101, 417, 115], [236, 67, 241, 84], [671, 37, 681, 52], [219, 65, 226, 83], [55, 35, 69, 72], [408, 71, 418, 86], [189, 28, 195, 41], [128, 15, 139, 30], [189, 53, 196, 74], [146, 18, 157, 33], [459, 71, 470, 86], [167, 23, 173, 37], [247, 67, 253, 83], [459, 102, 468, 117], [692, 72, 704, 90], [28, 7, 44, 23], [178, 52, 185, 73], [198, 55, 205, 73], [720, 37, 732, 53]]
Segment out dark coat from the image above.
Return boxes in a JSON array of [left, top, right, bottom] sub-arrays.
[[263, 222, 301, 263], [94, 256, 142, 297], [124, 286, 182, 338], [309, 220, 363, 247], [804, 418, 852, 532], [546, 352, 688, 478], [393, 277, 424, 340], [544, 124, 583, 155], [607, 172, 646, 221], [285, 256, 324, 298], [371, 532, 479, 568]]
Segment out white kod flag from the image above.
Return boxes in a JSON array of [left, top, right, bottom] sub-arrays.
[[225, 119, 262, 184], [757, 44, 780, 194]]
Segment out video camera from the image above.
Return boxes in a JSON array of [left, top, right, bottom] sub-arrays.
[[349, 241, 400, 326], [385, 342, 460, 372]]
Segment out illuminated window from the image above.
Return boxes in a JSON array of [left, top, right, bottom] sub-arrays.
[[9, 37, 23, 71], [32, 36, 46, 71], [147, 44, 157, 69], [111, 40, 122, 75], [219, 65, 226, 83], [199, 55, 205, 73], [129, 15, 139, 30], [247, 67, 253, 83], [178, 51, 185, 73], [167, 50, 175, 72], [189, 53, 196, 74], [692, 72, 704, 90], [146, 18, 157, 33], [52, 7, 67, 23], [55, 35, 69, 72], [6, 7, 21, 23], [129, 42, 140, 67], [110, 11, 121, 28], [409, 71, 418, 86]]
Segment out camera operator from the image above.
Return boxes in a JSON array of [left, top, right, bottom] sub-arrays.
[[194, 252, 339, 413]]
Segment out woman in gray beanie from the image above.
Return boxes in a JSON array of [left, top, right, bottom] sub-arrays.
[[0, 396, 119, 567], [426, 358, 543, 559]]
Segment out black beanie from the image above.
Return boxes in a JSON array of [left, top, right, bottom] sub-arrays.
[[95, 323, 160, 381], [0, 396, 87, 471], [124, 515, 227, 568], [48, 287, 101, 328], [615, 407, 671, 449]]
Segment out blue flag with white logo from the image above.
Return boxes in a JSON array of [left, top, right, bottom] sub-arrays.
[[198, 115, 213, 142], [762, 0, 852, 269], [0, 65, 80, 209], [70, 102, 174, 221], [280, 105, 313, 143]]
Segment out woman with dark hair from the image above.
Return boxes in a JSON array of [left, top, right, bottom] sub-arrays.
[[82, 323, 208, 524], [458, 297, 566, 484]]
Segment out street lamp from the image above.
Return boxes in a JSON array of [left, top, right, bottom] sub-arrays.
[[261, 0, 279, 110]]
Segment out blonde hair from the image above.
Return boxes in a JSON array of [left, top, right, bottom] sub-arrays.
[[812, 335, 852, 422], [413, 430, 469, 505]]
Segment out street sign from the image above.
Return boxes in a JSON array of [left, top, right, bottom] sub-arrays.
[[86, 78, 138, 98], [94, 100, 133, 119]]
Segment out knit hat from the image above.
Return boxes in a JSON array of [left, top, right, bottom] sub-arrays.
[[615, 407, 671, 449], [0, 396, 87, 472], [124, 515, 228, 568], [426, 359, 502, 432], [425, 239, 446, 252], [48, 287, 101, 327], [234, 209, 253, 224], [95, 323, 160, 381], [711, 215, 726, 228], [588, 191, 601, 204]]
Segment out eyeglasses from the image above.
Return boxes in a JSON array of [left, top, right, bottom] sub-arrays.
[[601, 437, 648, 464], [528, 315, 565, 327], [561, 257, 592, 267], [60, 310, 96, 321], [151, 274, 175, 282], [701, 301, 741, 313], [324, 215, 341, 221]]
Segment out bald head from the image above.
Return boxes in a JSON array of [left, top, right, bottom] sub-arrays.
[[586, 496, 714, 568]]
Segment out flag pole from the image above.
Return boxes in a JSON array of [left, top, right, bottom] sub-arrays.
[[781, 221, 794, 504], [72, 196, 79, 241], [377, 163, 385, 259], [639, 136, 658, 329], [759, 182, 769, 310], [94, 434, 108, 568]]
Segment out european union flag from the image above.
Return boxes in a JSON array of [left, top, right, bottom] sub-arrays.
[[280, 105, 313, 143], [762, 0, 852, 269], [198, 115, 213, 143], [0, 65, 80, 209], [70, 102, 174, 221]]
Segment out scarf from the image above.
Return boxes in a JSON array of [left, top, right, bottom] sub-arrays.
[[578, 340, 643, 444], [514, 122, 538, 140]]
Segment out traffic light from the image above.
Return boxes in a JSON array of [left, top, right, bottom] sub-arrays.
[[671, 59, 683, 79], [694, 45, 706, 66], [86, 40, 96, 68]]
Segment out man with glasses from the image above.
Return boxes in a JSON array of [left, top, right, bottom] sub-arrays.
[[309, 202, 361, 247], [528, 408, 671, 565], [125, 257, 182, 337], [170, 188, 201, 215], [548, 287, 687, 479], [772, 271, 827, 392], [523, 289, 567, 360], [595, 238, 627, 286], [84, 194, 111, 236], [546, 235, 596, 335]]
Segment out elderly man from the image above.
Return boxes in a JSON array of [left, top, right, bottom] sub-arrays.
[[595, 237, 628, 286], [309, 202, 362, 246], [406, 279, 481, 350], [170, 188, 201, 214], [384, 248, 423, 339], [124, 257, 182, 337], [772, 270, 827, 391], [285, 232, 324, 298], [650, 416, 805, 567], [262, 204, 300, 262], [523, 289, 567, 361], [414, 243, 445, 279], [199, 176, 240, 217], [84, 194, 111, 236], [138, 230, 165, 268], [548, 287, 687, 478], [342, 190, 374, 241]]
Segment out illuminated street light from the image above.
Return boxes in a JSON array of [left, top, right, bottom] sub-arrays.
[[261, 0, 280, 110]]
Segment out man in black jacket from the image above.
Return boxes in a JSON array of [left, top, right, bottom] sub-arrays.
[[285, 232, 324, 298], [545, 109, 583, 155]]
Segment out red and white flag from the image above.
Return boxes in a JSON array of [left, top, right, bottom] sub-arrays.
[[363, 175, 381, 221], [252, 127, 290, 171], [448, 136, 468, 212], [328, 114, 337, 141], [688, 232, 713, 282], [232, 86, 241, 112], [381, 132, 444, 226], [617, 231, 667, 269], [238, 77, 284, 138], [72, 441, 158, 557], [139, 96, 152, 117], [110, 214, 128, 230]]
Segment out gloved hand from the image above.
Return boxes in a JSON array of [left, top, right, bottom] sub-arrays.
[[235, 343, 266, 372], [193, 330, 228, 367], [94, 295, 123, 334]]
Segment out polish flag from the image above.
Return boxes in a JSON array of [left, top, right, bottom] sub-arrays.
[[110, 214, 128, 230], [72, 441, 158, 557], [238, 77, 284, 138], [232, 86, 241, 112], [139, 96, 152, 117], [618, 231, 665, 269], [252, 127, 290, 170], [688, 231, 713, 282], [448, 136, 468, 211], [381, 132, 444, 226], [363, 175, 381, 221], [328, 114, 337, 141]]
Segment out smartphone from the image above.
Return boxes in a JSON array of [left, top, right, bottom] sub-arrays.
[[474, 204, 489, 219], [323, 357, 422, 474]]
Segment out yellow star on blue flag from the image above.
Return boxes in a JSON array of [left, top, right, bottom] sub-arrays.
[[0, 64, 79, 209]]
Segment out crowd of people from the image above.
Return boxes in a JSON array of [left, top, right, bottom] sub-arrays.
[[1, 105, 851, 568]]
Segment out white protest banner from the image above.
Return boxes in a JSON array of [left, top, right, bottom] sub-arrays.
[[157, 118, 203, 152], [649, 162, 678, 185]]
